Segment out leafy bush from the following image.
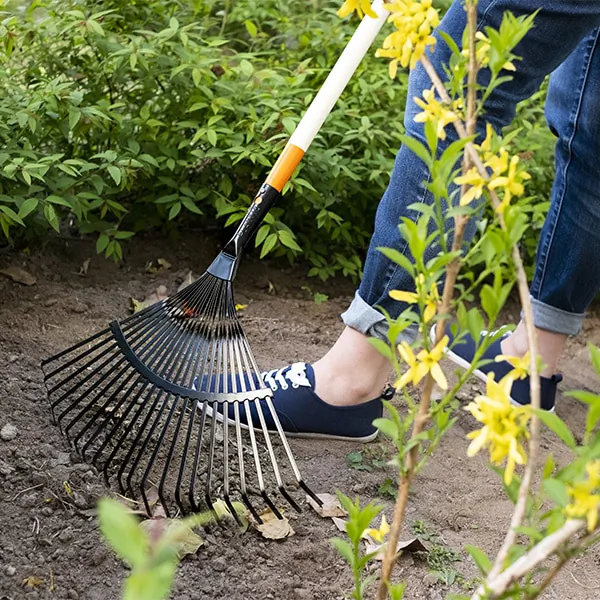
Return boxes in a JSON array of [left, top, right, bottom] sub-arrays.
[[0, 0, 406, 280]]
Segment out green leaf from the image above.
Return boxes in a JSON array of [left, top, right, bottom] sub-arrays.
[[18, 198, 38, 219], [98, 498, 149, 568], [373, 417, 397, 440], [399, 134, 431, 166], [377, 246, 415, 276], [47, 195, 71, 207], [589, 344, 600, 377], [278, 230, 301, 252], [181, 197, 203, 215], [96, 233, 110, 253], [244, 20, 258, 37], [169, 203, 182, 220], [367, 337, 394, 361], [543, 478, 569, 507], [43, 204, 59, 232], [107, 165, 122, 186], [260, 232, 278, 258], [207, 129, 217, 146], [330, 538, 354, 567], [531, 409, 577, 450], [0, 205, 25, 226], [465, 545, 491, 575], [69, 109, 81, 131], [123, 561, 177, 600]]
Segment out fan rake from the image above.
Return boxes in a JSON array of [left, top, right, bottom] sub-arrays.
[[42, 1, 390, 522]]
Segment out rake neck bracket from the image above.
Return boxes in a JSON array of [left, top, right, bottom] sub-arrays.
[[208, 183, 281, 281]]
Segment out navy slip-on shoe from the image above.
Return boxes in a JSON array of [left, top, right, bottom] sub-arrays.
[[194, 363, 393, 443], [435, 325, 562, 411]]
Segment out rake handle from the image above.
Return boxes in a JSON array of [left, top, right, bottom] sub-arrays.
[[218, 0, 389, 263]]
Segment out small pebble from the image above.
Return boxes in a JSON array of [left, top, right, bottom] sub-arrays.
[[1, 423, 18, 441], [6, 565, 16, 576], [44, 298, 58, 307], [71, 302, 88, 314], [67, 590, 79, 600], [212, 557, 227, 572], [8, 354, 18, 363]]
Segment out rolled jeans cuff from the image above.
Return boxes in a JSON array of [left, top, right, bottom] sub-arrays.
[[530, 297, 585, 335], [341, 291, 418, 344]]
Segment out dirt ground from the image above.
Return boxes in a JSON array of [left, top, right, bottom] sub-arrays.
[[1, 233, 599, 600]]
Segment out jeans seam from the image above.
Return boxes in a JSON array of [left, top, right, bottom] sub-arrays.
[[532, 29, 600, 300]]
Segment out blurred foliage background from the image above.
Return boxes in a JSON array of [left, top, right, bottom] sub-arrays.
[[0, 0, 554, 280]]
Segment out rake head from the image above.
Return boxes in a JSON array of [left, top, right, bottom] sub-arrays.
[[42, 263, 321, 522]]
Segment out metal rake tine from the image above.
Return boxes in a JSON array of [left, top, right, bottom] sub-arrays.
[[252, 397, 301, 513], [204, 400, 219, 516], [59, 355, 130, 436], [92, 377, 149, 480], [228, 333, 260, 522], [174, 397, 198, 512], [188, 399, 209, 512], [234, 334, 300, 513], [119, 389, 166, 496], [139, 395, 178, 517], [73, 367, 140, 458], [157, 395, 189, 516], [41, 326, 111, 368]]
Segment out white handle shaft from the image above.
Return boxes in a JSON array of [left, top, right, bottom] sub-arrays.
[[289, 0, 389, 152]]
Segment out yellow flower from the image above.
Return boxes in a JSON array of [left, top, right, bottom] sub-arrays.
[[488, 154, 531, 213], [413, 88, 459, 140], [564, 461, 600, 531], [389, 273, 440, 323], [465, 374, 530, 484], [338, 0, 377, 19], [462, 32, 516, 71], [366, 514, 390, 542], [454, 167, 487, 206], [495, 352, 530, 380], [396, 335, 449, 390], [376, 0, 440, 76]]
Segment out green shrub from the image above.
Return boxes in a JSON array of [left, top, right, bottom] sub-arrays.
[[0, 0, 406, 280], [0, 0, 553, 280]]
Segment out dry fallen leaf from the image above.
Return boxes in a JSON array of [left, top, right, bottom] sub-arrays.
[[332, 517, 348, 533], [306, 493, 346, 518], [140, 517, 204, 558], [78, 258, 91, 276], [0, 266, 36, 286], [255, 509, 294, 540], [145, 258, 172, 274], [212, 499, 249, 532], [130, 285, 169, 313], [177, 271, 196, 292], [364, 537, 429, 561], [22, 576, 44, 588]]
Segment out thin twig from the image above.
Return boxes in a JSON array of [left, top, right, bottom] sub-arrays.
[[470, 519, 585, 599], [377, 5, 480, 596], [421, 49, 543, 582]]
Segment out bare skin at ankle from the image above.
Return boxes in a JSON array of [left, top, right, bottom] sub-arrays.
[[500, 320, 567, 378], [313, 327, 392, 407]]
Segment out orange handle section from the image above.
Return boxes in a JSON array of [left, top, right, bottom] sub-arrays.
[[265, 144, 305, 192]]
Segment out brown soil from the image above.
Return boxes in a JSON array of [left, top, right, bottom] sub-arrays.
[[1, 234, 599, 600]]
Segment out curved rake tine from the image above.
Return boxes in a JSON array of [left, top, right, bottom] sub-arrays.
[[188, 400, 208, 513]]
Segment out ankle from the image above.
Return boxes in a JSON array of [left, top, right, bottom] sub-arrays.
[[312, 328, 391, 407], [500, 321, 566, 378]]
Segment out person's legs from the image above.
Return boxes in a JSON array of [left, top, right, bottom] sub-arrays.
[[316, 1, 600, 407], [503, 27, 600, 375]]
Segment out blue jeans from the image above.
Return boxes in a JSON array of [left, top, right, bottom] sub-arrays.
[[342, 0, 600, 342]]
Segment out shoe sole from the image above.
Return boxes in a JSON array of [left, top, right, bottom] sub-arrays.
[[436, 328, 555, 412], [201, 402, 379, 443]]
